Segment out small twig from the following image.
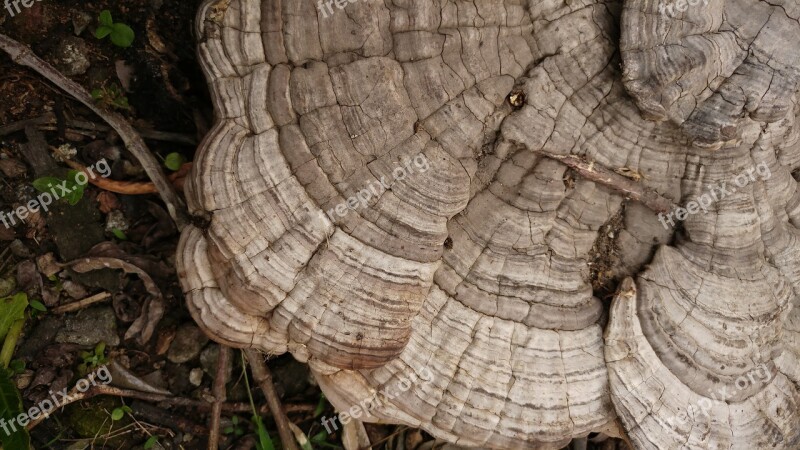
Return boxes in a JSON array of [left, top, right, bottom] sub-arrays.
[[131, 401, 208, 436], [244, 349, 300, 450], [0, 112, 197, 145], [364, 425, 409, 450], [25, 384, 313, 431], [0, 33, 189, 230], [543, 153, 677, 214], [208, 346, 231, 450], [64, 160, 190, 195], [51, 292, 111, 315]]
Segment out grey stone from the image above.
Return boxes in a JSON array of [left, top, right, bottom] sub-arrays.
[[55, 306, 119, 346], [52, 37, 90, 76], [167, 324, 208, 363]]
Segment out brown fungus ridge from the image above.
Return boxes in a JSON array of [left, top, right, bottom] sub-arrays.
[[177, 0, 800, 448]]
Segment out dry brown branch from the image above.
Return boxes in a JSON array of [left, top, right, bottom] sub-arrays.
[[63, 160, 190, 195], [26, 384, 313, 431], [543, 153, 677, 214], [0, 111, 197, 145], [208, 345, 231, 450], [50, 292, 112, 314]]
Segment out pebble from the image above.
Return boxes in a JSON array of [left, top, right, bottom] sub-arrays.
[[167, 324, 208, 364], [55, 306, 119, 346]]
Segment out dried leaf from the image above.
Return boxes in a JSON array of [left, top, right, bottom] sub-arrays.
[[0, 159, 27, 178], [67, 257, 164, 344], [106, 359, 172, 395]]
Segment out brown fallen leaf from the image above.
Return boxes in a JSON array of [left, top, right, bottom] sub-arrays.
[[97, 191, 120, 213], [66, 256, 165, 344], [0, 158, 27, 178]]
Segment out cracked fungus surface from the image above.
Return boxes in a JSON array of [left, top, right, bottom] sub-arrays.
[[176, 0, 800, 448]]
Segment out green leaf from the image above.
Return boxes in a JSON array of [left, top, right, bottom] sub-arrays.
[[242, 351, 275, 450], [296, 426, 313, 450], [98, 10, 113, 27], [91, 88, 105, 100], [164, 152, 186, 171], [112, 228, 128, 240], [310, 431, 328, 443], [32, 177, 62, 194], [313, 393, 326, 418], [144, 436, 158, 449], [111, 408, 125, 421], [110, 23, 135, 48], [0, 293, 28, 341], [95, 25, 113, 39], [0, 367, 31, 450], [253, 414, 275, 450], [64, 185, 85, 205], [8, 360, 25, 374], [28, 300, 47, 312]]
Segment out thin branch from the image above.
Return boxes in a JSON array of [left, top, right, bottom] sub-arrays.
[[543, 153, 677, 214], [26, 384, 313, 431], [64, 160, 190, 195], [0, 112, 197, 145], [244, 349, 300, 450], [51, 292, 111, 315], [208, 346, 231, 450], [0, 33, 190, 230]]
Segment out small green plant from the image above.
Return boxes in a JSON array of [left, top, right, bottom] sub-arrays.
[[78, 342, 108, 374], [111, 405, 132, 421], [91, 84, 131, 111], [0, 293, 30, 368], [313, 393, 326, 418], [95, 10, 135, 48], [33, 171, 86, 206], [164, 152, 186, 171], [309, 431, 339, 449], [0, 293, 35, 449], [111, 228, 128, 241], [223, 415, 246, 437], [0, 367, 29, 450], [242, 351, 275, 450], [143, 435, 159, 449], [8, 359, 25, 375], [28, 299, 47, 317]]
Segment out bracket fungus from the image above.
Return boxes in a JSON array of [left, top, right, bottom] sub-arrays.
[[177, 0, 800, 448]]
